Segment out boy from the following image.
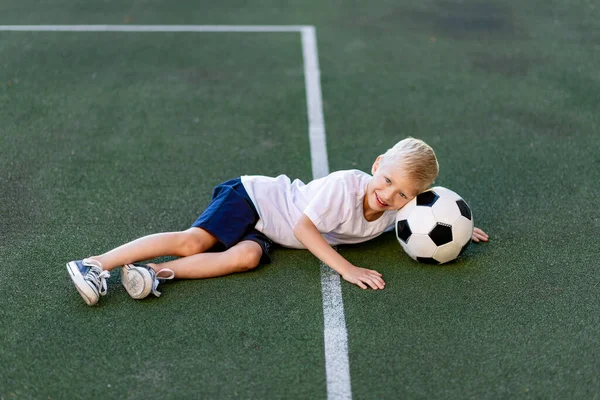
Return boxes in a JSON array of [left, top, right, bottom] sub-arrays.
[[67, 138, 488, 305]]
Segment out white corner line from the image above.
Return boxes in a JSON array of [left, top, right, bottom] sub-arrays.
[[0, 24, 309, 32], [302, 27, 352, 400]]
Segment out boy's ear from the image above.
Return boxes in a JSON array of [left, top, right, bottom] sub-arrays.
[[372, 156, 382, 175]]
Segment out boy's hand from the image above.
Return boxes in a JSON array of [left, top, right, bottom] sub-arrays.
[[472, 227, 489, 243], [342, 266, 386, 290], [293, 214, 386, 290]]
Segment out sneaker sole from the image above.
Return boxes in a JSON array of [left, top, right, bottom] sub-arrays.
[[121, 265, 152, 299], [66, 261, 99, 306]]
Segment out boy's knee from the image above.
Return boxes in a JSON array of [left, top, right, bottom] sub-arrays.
[[234, 242, 262, 271], [178, 228, 215, 256]]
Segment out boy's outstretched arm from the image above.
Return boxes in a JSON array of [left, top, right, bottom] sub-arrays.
[[293, 214, 385, 290]]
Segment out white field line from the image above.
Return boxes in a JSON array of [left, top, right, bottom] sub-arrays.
[[302, 27, 352, 400], [0, 25, 308, 32], [1, 24, 352, 400]]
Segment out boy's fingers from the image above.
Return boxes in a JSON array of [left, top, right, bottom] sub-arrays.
[[374, 276, 385, 288], [473, 228, 489, 239], [472, 229, 488, 242], [475, 232, 488, 241], [357, 280, 368, 290], [359, 276, 376, 290], [367, 276, 385, 290], [351, 270, 385, 290]]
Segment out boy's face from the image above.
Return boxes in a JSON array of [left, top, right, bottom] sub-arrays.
[[364, 157, 419, 216]]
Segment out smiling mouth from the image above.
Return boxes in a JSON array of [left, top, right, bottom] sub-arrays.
[[375, 192, 388, 207]]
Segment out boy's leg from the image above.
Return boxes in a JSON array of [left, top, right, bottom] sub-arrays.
[[89, 227, 218, 271], [146, 240, 263, 279], [67, 227, 218, 305]]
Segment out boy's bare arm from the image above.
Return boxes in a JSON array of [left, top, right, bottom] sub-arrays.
[[293, 214, 385, 290]]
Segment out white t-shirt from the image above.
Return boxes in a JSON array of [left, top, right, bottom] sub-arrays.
[[241, 169, 396, 249]]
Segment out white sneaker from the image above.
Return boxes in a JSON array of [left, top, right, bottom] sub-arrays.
[[121, 264, 174, 299], [66, 258, 110, 306]]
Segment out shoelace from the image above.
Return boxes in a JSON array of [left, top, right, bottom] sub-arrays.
[[151, 268, 175, 297], [82, 258, 111, 296]]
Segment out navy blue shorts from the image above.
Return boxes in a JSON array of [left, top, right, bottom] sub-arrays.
[[191, 178, 272, 264]]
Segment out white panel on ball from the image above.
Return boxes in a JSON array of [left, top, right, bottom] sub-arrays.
[[431, 197, 462, 225], [396, 197, 416, 219], [405, 234, 437, 259], [406, 207, 437, 235], [452, 217, 474, 245], [433, 242, 462, 264]]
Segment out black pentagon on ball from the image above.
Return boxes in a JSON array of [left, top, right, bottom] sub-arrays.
[[396, 220, 412, 243], [429, 223, 453, 246], [416, 190, 439, 207], [416, 257, 440, 265], [456, 199, 472, 220]]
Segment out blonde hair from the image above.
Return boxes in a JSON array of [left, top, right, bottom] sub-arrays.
[[379, 137, 439, 193]]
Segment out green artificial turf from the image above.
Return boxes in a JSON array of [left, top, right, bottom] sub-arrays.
[[1, 1, 599, 399], [1, 31, 325, 399]]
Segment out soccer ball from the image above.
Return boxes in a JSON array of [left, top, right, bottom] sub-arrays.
[[395, 186, 474, 264]]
